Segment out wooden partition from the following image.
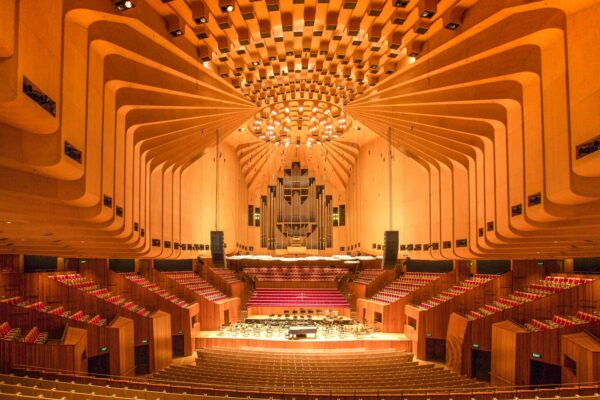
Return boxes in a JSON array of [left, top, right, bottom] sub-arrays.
[[405, 272, 513, 360], [0, 301, 135, 376], [446, 313, 470, 374], [80, 264, 200, 357], [491, 319, 600, 386], [205, 266, 247, 302], [357, 271, 458, 333], [157, 271, 241, 330], [490, 320, 530, 386], [0, 326, 86, 374], [37, 274, 171, 372], [446, 277, 600, 376], [350, 267, 398, 300], [561, 331, 600, 384]]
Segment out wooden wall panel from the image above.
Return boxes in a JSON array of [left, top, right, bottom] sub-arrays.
[[561, 331, 600, 384], [490, 320, 530, 386]]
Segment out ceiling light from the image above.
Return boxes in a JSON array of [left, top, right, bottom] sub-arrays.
[[408, 56, 416, 64], [284, 107, 290, 113], [114, 0, 135, 11], [353, 126, 361, 130], [252, 61, 259, 66], [312, 107, 318, 112], [238, 127, 246, 132]]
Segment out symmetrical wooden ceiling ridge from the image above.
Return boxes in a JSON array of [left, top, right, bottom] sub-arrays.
[[0, 0, 599, 258], [146, 0, 474, 106]]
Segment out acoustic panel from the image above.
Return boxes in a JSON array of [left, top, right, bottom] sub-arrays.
[[211, 230, 225, 267], [382, 230, 399, 269]]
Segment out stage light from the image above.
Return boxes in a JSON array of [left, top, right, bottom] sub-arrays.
[[114, 0, 135, 11], [219, 0, 234, 13], [191, 0, 209, 24]]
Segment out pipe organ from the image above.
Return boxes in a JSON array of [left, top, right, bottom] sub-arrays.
[[260, 162, 333, 251]]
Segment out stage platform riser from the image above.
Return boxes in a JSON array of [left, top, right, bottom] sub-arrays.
[[195, 337, 411, 352]]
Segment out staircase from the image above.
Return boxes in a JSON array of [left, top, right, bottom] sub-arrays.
[[238, 309, 248, 322]]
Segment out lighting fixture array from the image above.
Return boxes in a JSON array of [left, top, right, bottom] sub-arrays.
[[121, 0, 468, 107], [248, 100, 352, 144]]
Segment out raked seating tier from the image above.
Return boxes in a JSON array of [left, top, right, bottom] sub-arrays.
[[370, 272, 442, 304], [246, 288, 349, 308], [466, 276, 591, 320], [164, 271, 228, 302]]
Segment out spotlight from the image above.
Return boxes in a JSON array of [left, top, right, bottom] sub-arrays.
[[191, 0, 209, 24], [445, 22, 459, 30], [114, 0, 135, 11], [219, 0, 234, 13]]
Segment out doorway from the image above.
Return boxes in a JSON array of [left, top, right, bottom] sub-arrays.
[[471, 349, 491, 381], [134, 344, 150, 375], [87, 353, 110, 376]]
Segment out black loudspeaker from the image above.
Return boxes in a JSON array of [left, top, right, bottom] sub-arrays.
[[382, 230, 399, 269], [210, 231, 225, 267]]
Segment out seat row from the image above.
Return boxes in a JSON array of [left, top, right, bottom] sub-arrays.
[[121, 273, 190, 308], [243, 266, 348, 282], [465, 276, 591, 320], [524, 311, 600, 332], [2, 371, 600, 400], [0, 297, 107, 326], [153, 348, 481, 391], [246, 289, 349, 308], [0, 322, 47, 344], [164, 271, 228, 302], [419, 274, 498, 310], [370, 273, 442, 304], [50, 274, 151, 316]]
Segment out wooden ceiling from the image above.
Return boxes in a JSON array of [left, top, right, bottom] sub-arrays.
[[144, 0, 475, 106]]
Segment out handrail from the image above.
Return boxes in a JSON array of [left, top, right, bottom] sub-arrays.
[[10, 363, 600, 397]]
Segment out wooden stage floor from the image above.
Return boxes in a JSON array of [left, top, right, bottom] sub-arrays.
[[195, 330, 411, 352]]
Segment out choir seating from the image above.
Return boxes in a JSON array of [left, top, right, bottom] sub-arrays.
[[243, 266, 348, 282], [163, 272, 228, 302], [465, 276, 591, 320], [370, 273, 442, 304], [247, 288, 349, 308]]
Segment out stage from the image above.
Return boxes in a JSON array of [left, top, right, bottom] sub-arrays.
[[195, 330, 411, 352]]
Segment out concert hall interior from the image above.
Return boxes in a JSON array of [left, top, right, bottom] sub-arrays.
[[1, 0, 600, 399]]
